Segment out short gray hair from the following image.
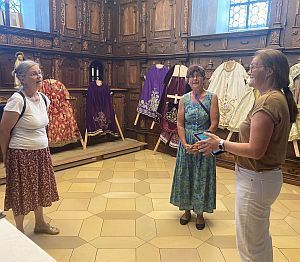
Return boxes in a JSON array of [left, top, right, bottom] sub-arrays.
[[13, 60, 40, 84]]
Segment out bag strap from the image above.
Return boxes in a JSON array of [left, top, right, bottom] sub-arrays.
[[17, 90, 26, 119], [39, 92, 47, 107], [194, 92, 210, 116]]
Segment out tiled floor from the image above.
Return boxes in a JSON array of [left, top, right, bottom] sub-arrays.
[[1, 149, 300, 262]]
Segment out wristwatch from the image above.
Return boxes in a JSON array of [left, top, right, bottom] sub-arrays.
[[218, 139, 225, 152]]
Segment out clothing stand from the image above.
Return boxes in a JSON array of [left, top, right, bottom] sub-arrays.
[[226, 131, 233, 141], [153, 94, 182, 153], [84, 79, 125, 148]]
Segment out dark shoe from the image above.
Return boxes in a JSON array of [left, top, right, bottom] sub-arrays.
[[180, 212, 191, 225], [195, 215, 205, 230]]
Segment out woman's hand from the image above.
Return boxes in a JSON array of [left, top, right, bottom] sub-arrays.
[[184, 143, 199, 154], [195, 132, 222, 156]]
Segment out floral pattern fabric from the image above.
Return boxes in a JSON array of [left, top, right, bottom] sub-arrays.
[[40, 79, 82, 147], [170, 92, 216, 214]]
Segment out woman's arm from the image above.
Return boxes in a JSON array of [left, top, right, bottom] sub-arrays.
[[208, 94, 219, 133], [177, 98, 188, 148], [199, 111, 274, 159], [0, 111, 19, 166]]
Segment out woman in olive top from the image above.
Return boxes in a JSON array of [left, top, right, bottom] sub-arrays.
[[197, 49, 298, 262]]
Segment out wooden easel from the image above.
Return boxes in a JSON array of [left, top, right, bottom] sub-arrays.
[[153, 93, 182, 153], [84, 114, 125, 148]]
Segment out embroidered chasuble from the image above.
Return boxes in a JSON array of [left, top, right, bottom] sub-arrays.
[[156, 65, 188, 148], [40, 79, 82, 147], [86, 81, 118, 136], [208, 61, 254, 131], [288, 63, 300, 141], [136, 64, 168, 118]]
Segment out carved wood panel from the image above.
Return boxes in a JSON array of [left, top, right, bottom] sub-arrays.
[[61, 58, 80, 88]]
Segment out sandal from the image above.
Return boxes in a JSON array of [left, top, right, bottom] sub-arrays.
[[180, 212, 191, 225], [34, 223, 60, 235]]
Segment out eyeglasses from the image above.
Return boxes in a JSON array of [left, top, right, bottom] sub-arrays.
[[249, 64, 265, 71], [188, 74, 203, 79], [29, 70, 43, 78]]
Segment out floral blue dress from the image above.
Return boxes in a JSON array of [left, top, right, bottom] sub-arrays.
[[170, 91, 216, 214]]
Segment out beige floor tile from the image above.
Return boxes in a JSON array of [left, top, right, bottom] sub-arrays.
[[206, 235, 237, 249], [136, 196, 153, 214], [79, 215, 103, 242], [216, 200, 228, 211], [101, 220, 135, 236], [102, 160, 116, 168], [30, 235, 86, 250], [206, 220, 236, 235], [60, 192, 98, 199], [46, 211, 93, 220], [58, 198, 90, 211], [106, 198, 135, 210], [68, 183, 96, 193], [144, 167, 169, 172], [115, 162, 135, 168], [152, 198, 178, 211], [150, 184, 171, 193], [99, 169, 114, 181], [113, 167, 138, 172], [50, 219, 83, 236], [273, 247, 289, 262], [44, 199, 63, 214], [102, 192, 141, 198], [94, 181, 111, 195], [224, 184, 236, 193], [216, 183, 231, 196], [280, 185, 293, 194], [61, 169, 79, 180], [76, 170, 100, 179], [110, 183, 134, 192], [146, 192, 171, 199], [270, 219, 298, 236], [88, 195, 107, 214], [197, 243, 225, 262], [146, 162, 166, 168], [113, 171, 135, 178], [82, 161, 104, 168], [156, 219, 191, 237], [57, 181, 73, 194], [149, 236, 203, 248], [136, 215, 157, 241], [97, 210, 143, 220], [90, 236, 144, 248], [270, 201, 290, 219], [135, 161, 147, 168], [134, 170, 149, 180], [279, 200, 300, 211], [277, 193, 300, 200], [147, 171, 170, 178], [272, 236, 300, 248], [107, 178, 139, 184], [220, 248, 240, 262], [289, 211, 300, 219], [44, 249, 72, 262], [136, 243, 160, 262], [70, 243, 97, 262], [285, 215, 300, 234], [160, 248, 201, 262], [219, 195, 236, 213], [95, 249, 135, 262], [135, 181, 151, 195], [188, 221, 213, 242], [147, 210, 183, 220], [145, 178, 172, 184], [280, 248, 300, 262]]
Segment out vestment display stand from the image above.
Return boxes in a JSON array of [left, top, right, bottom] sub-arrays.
[[153, 94, 182, 153], [84, 80, 125, 149], [134, 64, 167, 127]]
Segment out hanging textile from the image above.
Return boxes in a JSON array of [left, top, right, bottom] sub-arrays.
[[156, 65, 188, 148], [288, 63, 300, 142], [40, 79, 82, 147], [136, 64, 168, 119], [208, 61, 254, 130], [86, 81, 118, 136]]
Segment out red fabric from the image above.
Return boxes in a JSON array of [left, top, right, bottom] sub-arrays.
[[40, 79, 82, 147]]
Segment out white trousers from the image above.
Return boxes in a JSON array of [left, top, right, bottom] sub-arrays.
[[235, 165, 283, 262]]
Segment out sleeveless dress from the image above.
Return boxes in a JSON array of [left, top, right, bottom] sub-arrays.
[[170, 91, 216, 214]]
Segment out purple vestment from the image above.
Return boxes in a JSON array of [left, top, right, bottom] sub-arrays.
[[86, 81, 117, 135], [136, 65, 168, 119]]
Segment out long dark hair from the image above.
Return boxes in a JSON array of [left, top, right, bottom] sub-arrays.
[[255, 49, 298, 123]]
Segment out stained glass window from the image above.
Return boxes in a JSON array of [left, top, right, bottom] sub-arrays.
[[0, 1, 5, 11], [229, 0, 270, 31], [0, 0, 21, 12]]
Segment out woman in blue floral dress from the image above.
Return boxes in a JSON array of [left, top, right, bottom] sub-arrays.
[[170, 65, 219, 230]]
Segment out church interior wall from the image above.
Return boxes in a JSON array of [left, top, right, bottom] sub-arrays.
[[0, 0, 299, 185]]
